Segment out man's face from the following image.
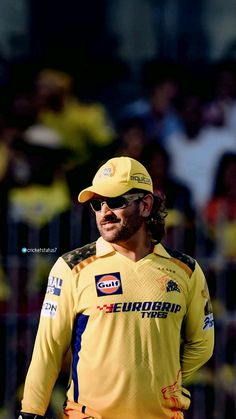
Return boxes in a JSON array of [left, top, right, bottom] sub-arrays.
[[93, 195, 145, 243]]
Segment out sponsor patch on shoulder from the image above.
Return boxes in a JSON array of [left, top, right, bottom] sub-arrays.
[[203, 313, 214, 330], [95, 272, 123, 297], [46, 276, 63, 296], [41, 300, 58, 318]]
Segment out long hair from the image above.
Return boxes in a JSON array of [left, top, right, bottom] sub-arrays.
[[130, 188, 167, 243], [146, 193, 167, 243]]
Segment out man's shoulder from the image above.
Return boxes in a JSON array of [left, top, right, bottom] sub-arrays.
[[62, 241, 97, 269], [163, 245, 196, 276]]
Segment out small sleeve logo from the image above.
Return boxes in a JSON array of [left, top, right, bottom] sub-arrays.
[[46, 276, 63, 296], [41, 300, 58, 318]]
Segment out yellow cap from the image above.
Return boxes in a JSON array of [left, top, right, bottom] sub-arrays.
[[78, 157, 153, 203]]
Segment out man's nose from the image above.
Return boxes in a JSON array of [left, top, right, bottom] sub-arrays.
[[100, 201, 112, 214]]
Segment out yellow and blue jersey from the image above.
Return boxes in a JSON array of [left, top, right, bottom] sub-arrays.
[[22, 238, 214, 418]]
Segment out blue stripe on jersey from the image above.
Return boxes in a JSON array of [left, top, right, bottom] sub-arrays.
[[71, 313, 89, 402]]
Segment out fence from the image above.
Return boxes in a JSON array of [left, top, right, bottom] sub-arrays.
[[0, 204, 236, 419]]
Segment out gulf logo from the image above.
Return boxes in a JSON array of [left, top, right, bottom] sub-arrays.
[[95, 272, 123, 297]]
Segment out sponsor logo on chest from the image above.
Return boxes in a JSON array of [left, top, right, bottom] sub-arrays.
[[95, 272, 123, 296], [97, 300, 181, 319]]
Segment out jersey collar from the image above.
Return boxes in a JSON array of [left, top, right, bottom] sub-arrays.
[[96, 236, 115, 256], [96, 237, 171, 259], [153, 243, 171, 259]]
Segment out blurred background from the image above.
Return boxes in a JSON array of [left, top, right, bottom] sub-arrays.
[[1, 0, 236, 418]]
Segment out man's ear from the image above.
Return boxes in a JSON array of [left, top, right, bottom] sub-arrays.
[[140, 194, 154, 218]]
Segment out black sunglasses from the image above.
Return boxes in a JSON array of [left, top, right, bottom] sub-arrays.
[[90, 193, 145, 212]]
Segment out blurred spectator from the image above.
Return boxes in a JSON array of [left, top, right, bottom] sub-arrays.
[[0, 111, 24, 257], [0, 135, 73, 354], [23, 68, 116, 202], [141, 141, 195, 254], [202, 152, 236, 317], [165, 91, 236, 210], [33, 68, 115, 166], [110, 116, 148, 160], [119, 61, 183, 143], [67, 116, 148, 200], [204, 60, 236, 138], [7, 139, 71, 229], [0, 127, 72, 261], [203, 152, 236, 261]]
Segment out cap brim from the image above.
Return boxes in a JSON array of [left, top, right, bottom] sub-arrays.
[[78, 182, 132, 203]]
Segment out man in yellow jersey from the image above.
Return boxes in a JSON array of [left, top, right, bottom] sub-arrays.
[[19, 157, 214, 419]]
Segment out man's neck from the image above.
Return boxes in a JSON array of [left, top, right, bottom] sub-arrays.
[[111, 233, 153, 262]]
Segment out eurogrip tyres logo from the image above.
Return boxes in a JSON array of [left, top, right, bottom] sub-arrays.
[[95, 272, 123, 296], [97, 301, 181, 319]]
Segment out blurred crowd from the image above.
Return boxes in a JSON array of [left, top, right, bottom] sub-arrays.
[[1, 60, 236, 257], [1, 59, 236, 417]]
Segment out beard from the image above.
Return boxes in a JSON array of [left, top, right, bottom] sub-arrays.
[[96, 205, 144, 243]]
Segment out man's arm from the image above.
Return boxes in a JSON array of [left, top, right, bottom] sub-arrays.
[[21, 257, 76, 416], [180, 262, 214, 383]]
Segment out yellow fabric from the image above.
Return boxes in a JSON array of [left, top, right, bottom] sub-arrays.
[[9, 180, 71, 227], [216, 221, 236, 260], [0, 143, 9, 179], [165, 209, 184, 227], [22, 239, 214, 418], [0, 265, 11, 301], [39, 100, 114, 165]]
